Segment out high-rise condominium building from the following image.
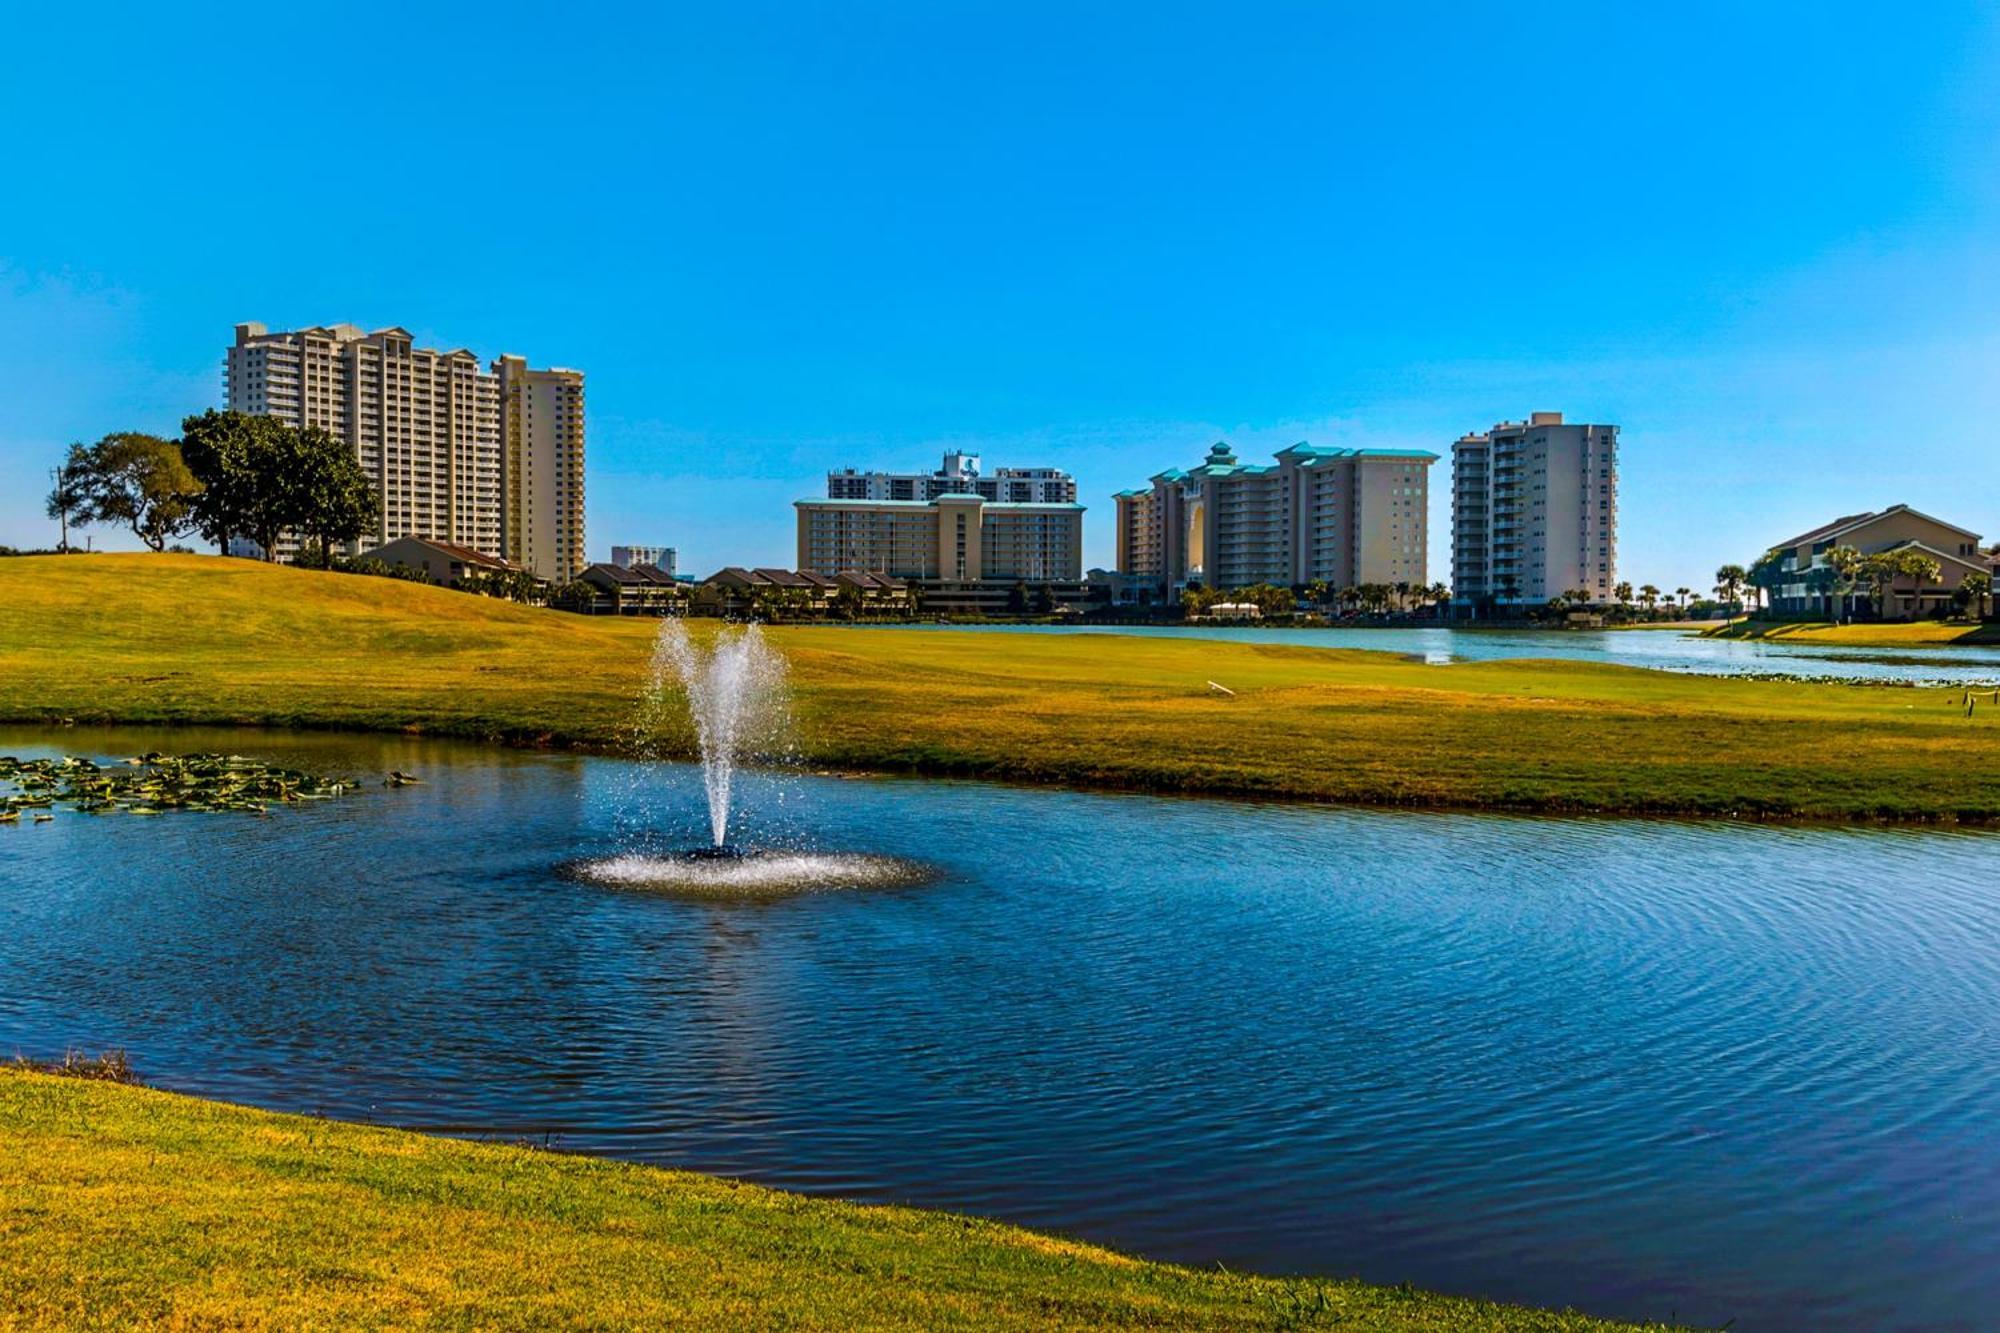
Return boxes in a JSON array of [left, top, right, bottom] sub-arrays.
[[224, 323, 585, 581], [1450, 412, 1618, 610], [1114, 442, 1436, 594], [495, 355, 587, 584], [795, 492, 1083, 584], [611, 545, 676, 575], [801, 452, 1083, 586], [827, 452, 1077, 504]]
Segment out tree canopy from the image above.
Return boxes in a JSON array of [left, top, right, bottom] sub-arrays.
[[50, 433, 202, 552], [291, 425, 379, 567], [177, 411, 377, 563]]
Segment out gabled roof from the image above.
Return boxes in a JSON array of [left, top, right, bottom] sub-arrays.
[[363, 536, 521, 572], [835, 570, 909, 591], [1876, 504, 1982, 542], [1777, 504, 1982, 553], [1774, 511, 1877, 552], [705, 567, 843, 590], [752, 567, 820, 588], [1875, 539, 1991, 576]]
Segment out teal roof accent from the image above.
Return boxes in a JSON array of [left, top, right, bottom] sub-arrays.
[[795, 498, 1085, 510], [1129, 441, 1434, 492]]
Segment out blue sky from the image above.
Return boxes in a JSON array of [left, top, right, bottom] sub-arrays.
[[4, 2, 1997, 590]]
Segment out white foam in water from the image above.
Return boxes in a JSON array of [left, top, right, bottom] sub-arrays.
[[571, 851, 931, 897]]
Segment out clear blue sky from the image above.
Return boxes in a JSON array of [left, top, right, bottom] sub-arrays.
[[4, 2, 1997, 591]]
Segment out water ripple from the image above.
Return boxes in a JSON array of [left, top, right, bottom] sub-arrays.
[[2, 725, 1999, 1331]]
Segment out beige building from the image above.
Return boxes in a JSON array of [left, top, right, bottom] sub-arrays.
[[1114, 441, 1435, 594], [795, 492, 1084, 584], [224, 323, 584, 580], [1768, 505, 1988, 618], [495, 355, 587, 584], [1451, 412, 1618, 611], [359, 535, 529, 586], [827, 452, 1077, 504]]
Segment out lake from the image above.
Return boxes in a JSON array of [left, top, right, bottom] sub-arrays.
[[871, 622, 2000, 685], [4, 725, 1997, 1331]]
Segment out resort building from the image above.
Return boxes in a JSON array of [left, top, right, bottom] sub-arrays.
[[826, 452, 1077, 504], [611, 544, 676, 575], [358, 535, 531, 587], [695, 568, 913, 619], [568, 560, 686, 615], [494, 355, 587, 584], [1113, 441, 1436, 595], [224, 322, 585, 581], [1766, 505, 1988, 618], [1451, 412, 1618, 612], [797, 493, 1082, 582]]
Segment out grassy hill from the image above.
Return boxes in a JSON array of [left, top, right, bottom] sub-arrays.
[[0, 1071, 1674, 1331], [1702, 618, 2000, 647], [4, 553, 1999, 821]]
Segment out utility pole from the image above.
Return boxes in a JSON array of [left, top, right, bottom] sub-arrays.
[[50, 464, 70, 553]]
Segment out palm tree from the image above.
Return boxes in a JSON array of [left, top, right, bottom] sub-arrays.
[[1614, 581, 1633, 607], [1746, 548, 1784, 617], [1427, 581, 1450, 620], [1639, 584, 1660, 617], [1960, 570, 1992, 622], [1899, 550, 1942, 621], [1858, 553, 1899, 620], [1824, 544, 1862, 622], [1674, 586, 1692, 613], [1713, 564, 1748, 618]]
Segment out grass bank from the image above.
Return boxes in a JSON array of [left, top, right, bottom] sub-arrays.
[[0, 1071, 1671, 1330], [1701, 618, 2000, 647], [5, 554, 2000, 821]]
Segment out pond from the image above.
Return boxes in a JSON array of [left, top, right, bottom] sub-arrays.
[[3, 725, 1997, 1331], [871, 622, 2000, 685]]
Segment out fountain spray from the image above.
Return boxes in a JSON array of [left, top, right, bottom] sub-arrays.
[[649, 620, 788, 850]]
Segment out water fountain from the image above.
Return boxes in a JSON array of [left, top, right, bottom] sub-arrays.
[[650, 618, 787, 853], [566, 619, 930, 898]]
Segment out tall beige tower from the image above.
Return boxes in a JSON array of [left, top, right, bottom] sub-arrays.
[[1451, 412, 1618, 612], [225, 323, 584, 578], [226, 322, 501, 559], [494, 355, 587, 583], [1113, 442, 1435, 595]]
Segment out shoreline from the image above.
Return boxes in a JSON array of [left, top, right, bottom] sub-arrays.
[[0, 1069, 1675, 1330], [8, 711, 2000, 830], [7, 554, 2000, 827]]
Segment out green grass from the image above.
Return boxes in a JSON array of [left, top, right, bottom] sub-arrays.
[[0, 1071, 1675, 1331], [1701, 618, 2000, 647], [5, 553, 2000, 821]]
